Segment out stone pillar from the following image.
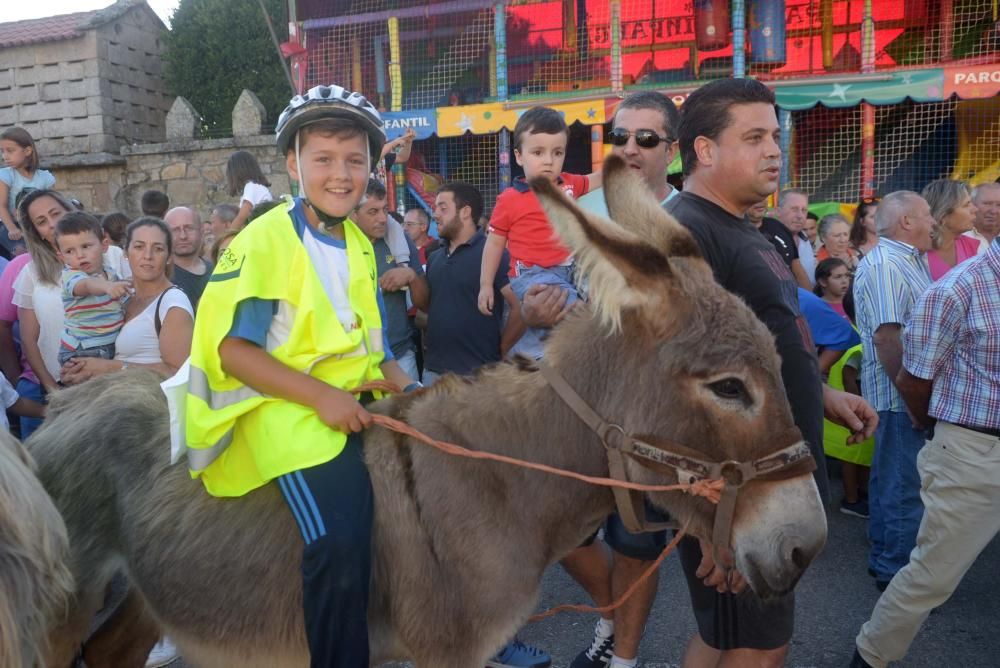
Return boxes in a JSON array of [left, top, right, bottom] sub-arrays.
[[232, 90, 267, 137], [165, 97, 201, 140]]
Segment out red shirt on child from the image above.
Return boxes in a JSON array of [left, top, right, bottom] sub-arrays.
[[488, 172, 589, 276]]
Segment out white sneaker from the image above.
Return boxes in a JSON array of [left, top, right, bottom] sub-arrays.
[[145, 637, 179, 667]]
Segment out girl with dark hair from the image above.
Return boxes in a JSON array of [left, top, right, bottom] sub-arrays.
[[225, 150, 273, 229], [0, 127, 56, 256], [813, 257, 855, 323], [849, 198, 879, 257]]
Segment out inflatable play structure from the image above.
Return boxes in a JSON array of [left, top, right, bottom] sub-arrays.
[[283, 1, 1000, 214]]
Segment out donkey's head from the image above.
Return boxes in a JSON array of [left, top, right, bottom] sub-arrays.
[[536, 155, 826, 598]]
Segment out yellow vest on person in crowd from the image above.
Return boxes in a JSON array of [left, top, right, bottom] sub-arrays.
[[823, 343, 875, 466], [185, 199, 385, 497]]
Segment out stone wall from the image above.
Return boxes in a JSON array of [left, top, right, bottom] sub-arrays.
[[117, 134, 290, 217], [44, 89, 290, 218]]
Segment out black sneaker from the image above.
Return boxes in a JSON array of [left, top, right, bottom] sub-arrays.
[[840, 498, 870, 518], [569, 632, 615, 668]]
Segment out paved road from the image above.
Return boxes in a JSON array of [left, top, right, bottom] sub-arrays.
[[519, 492, 1000, 668], [160, 475, 997, 668]]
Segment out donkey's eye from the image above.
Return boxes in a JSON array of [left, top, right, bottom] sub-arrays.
[[708, 378, 746, 401]]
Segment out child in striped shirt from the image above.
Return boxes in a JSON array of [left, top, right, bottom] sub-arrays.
[[55, 212, 130, 366]]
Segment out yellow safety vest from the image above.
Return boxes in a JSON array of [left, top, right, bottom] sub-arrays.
[[823, 343, 875, 466], [185, 199, 384, 497]]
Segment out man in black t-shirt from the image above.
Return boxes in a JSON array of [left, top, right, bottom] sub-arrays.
[[665, 78, 877, 668], [748, 199, 796, 264]]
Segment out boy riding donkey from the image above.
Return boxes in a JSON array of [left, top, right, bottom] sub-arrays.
[[183, 85, 549, 668], [184, 86, 422, 667]]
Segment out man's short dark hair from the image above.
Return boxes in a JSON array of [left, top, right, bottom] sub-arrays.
[[55, 211, 104, 248], [616, 91, 680, 139], [101, 212, 130, 246], [141, 189, 170, 217], [678, 78, 776, 177], [512, 106, 568, 152], [364, 178, 387, 202], [439, 182, 483, 223]]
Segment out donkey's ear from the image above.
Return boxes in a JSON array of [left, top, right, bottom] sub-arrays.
[[602, 153, 700, 259], [531, 177, 674, 333]]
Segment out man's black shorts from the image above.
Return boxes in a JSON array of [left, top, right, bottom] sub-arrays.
[[677, 535, 794, 650]]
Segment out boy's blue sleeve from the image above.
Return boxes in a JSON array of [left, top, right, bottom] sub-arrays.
[[377, 288, 394, 361], [227, 297, 277, 348]]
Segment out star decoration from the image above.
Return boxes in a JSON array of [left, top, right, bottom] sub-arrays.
[[456, 113, 473, 133], [900, 73, 913, 86], [828, 83, 851, 102], [586, 107, 596, 118]]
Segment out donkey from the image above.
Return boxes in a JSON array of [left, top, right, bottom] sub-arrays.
[[0, 431, 73, 668], [30, 155, 826, 667]]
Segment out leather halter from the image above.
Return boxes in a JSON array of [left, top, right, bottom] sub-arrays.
[[538, 360, 817, 562]]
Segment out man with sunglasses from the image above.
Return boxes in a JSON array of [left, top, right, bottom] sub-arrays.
[[568, 91, 682, 668]]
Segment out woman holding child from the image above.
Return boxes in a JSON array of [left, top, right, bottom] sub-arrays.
[[61, 217, 193, 384]]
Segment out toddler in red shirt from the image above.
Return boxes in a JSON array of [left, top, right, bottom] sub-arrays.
[[478, 106, 601, 359]]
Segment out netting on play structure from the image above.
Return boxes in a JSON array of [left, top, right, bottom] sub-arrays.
[[295, 1, 1000, 206]]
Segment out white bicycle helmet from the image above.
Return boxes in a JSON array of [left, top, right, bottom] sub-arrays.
[[275, 84, 386, 161]]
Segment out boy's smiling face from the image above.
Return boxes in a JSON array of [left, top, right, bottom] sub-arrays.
[[514, 130, 567, 183], [57, 230, 106, 274], [287, 129, 370, 219]]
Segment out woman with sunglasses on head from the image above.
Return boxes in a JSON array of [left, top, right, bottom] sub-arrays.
[[849, 197, 879, 258], [921, 179, 979, 281]]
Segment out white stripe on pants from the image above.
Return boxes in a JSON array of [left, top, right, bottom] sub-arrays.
[[856, 421, 1000, 667]]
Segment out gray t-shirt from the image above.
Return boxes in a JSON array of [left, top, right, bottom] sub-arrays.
[[373, 234, 423, 358]]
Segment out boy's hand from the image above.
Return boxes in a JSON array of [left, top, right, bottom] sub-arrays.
[[477, 285, 494, 315], [106, 280, 132, 299], [314, 386, 372, 433]]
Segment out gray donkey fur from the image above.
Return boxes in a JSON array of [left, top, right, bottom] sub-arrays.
[[28, 155, 826, 667]]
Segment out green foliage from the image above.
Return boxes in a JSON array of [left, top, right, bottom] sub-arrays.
[[163, 0, 290, 133]]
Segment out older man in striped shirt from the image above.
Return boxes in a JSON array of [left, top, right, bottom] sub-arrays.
[[853, 191, 935, 591], [852, 236, 1000, 668]]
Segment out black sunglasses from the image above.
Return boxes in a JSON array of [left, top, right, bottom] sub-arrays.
[[609, 128, 674, 149]]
